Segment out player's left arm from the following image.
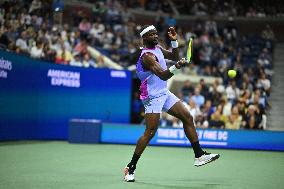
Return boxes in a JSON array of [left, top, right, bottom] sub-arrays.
[[160, 27, 179, 61]]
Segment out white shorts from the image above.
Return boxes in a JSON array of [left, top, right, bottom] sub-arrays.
[[142, 91, 180, 113]]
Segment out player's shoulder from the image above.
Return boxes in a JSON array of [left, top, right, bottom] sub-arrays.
[[142, 51, 155, 57], [141, 52, 156, 63]]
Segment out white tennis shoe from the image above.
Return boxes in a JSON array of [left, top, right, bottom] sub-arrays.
[[124, 166, 135, 182], [194, 152, 220, 167]]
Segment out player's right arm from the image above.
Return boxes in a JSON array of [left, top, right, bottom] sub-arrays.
[[142, 53, 185, 81]]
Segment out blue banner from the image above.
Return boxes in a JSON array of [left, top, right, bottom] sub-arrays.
[[0, 51, 132, 140], [101, 123, 284, 151]]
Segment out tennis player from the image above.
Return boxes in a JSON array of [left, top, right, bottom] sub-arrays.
[[124, 25, 220, 182]]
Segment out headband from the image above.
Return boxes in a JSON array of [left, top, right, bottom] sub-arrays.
[[140, 25, 156, 37]]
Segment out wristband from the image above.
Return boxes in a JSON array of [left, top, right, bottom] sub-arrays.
[[169, 65, 178, 74], [171, 40, 178, 48]]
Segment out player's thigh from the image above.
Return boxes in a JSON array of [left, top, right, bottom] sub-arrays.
[[167, 101, 192, 122], [162, 91, 180, 112]]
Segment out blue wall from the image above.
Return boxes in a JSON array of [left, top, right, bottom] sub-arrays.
[[0, 51, 132, 140], [101, 123, 284, 151]]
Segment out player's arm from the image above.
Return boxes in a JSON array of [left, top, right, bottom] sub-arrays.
[[142, 53, 185, 81], [160, 27, 179, 61]]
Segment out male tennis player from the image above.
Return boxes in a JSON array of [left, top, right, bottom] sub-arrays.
[[124, 25, 220, 182]]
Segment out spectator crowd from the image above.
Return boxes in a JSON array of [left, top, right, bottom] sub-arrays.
[[146, 0, 284, 18], [0, 0, 277, 130]]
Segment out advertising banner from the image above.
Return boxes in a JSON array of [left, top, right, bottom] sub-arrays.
[[0, 51, 131, 140], [101, 124, 284, 151]]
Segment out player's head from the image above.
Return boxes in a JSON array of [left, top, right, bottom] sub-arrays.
[[140, 25, 158, 46]]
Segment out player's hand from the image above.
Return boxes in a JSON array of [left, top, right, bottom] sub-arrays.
[[175, 58, 186, 69], [168, 27, 177, 41]]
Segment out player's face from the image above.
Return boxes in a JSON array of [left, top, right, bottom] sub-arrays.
[[145, 30, 158, 45]]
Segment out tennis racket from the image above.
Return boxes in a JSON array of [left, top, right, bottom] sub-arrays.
[[186, 38, 193, 63]]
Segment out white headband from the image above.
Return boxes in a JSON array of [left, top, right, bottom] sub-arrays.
[[140, 25, 156, 37]]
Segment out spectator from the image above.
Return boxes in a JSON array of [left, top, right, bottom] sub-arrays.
[[78, 18, 91, 37], [70, 52, 82, 67], [30, 40, 44, 58], [257, 48, 272, 69], [192, 87, 205, 108], [15, 31, 29, 54], [194, 115, 209, 129], [249, 93, 266, 129], [225, 106, 242, 130], [259, 72, 271, 95], [223, 17, 237, 42], [202, 100, 215, 120], [55, 42, 73, 65], [105, 5, 121, 25], [226, 80, 240, 103], [204, 16, 218, 37], [184, 97, 201, 121], [74, 38, 88, 56], [261, 24, 275, 51], [236, 98, 247, 119], [242, 105, 262, 129], [101, 27, 115, 49], [261, 24, 275, 41], [90, 19, 105, 45], [199, 78, 209, 98], [221, 96, 232, 116], [209, 110, 225, 129], [29, 0, 42, 14], [199, 44, 212, 67], [181, 80, 194, 99], [218, 53, 232, 73], [82, 53, 96, 68], [208, 79, 223, 106], [252, 89, 267, 108], [0, 28, 10, 48]]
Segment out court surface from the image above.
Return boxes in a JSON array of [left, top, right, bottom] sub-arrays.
[[0, 141, 283, 189]]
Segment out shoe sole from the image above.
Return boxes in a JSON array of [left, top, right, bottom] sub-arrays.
[[194, 154, 220, 167], [123, 167, 135, 182]]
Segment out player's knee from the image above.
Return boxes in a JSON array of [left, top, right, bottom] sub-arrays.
[[144, 128, 157, 140]]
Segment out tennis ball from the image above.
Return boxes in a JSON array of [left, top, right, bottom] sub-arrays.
[[228, 70, 237, 78]]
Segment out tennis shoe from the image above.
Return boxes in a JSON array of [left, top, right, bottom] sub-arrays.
[[194, 152, 220, 167], [124, 166, 135, 182]]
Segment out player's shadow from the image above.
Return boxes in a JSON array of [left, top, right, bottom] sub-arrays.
[[136, 181, 222, 189]]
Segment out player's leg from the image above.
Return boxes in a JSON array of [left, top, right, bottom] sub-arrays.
[[128, 113, 160, 170], [164, 92, 220, 166], [124, 113, 160, 182], [124, 95, 166, 182], [134, 113, 160, 155], [166, 100, 204, 157]]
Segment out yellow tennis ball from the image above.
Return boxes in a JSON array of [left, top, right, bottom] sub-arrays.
[[228, 70, 237, 78]]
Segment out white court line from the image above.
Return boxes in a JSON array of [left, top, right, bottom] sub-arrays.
[[157, 139, 228, 146], [157, 139, 186, 144], [200, 141, 228, 146]]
